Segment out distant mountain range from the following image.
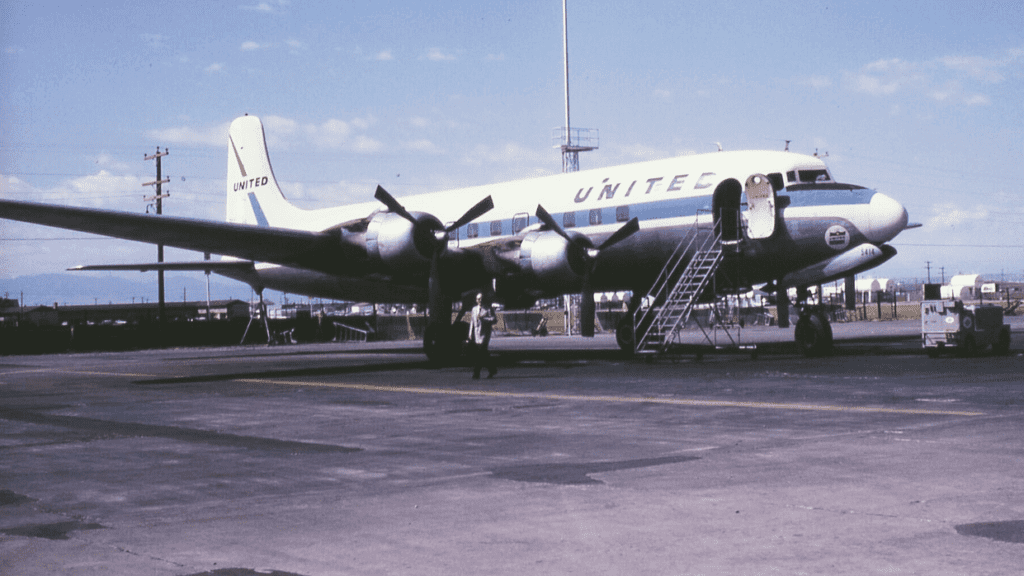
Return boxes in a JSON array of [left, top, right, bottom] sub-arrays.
[[1, 273, 260, 307]]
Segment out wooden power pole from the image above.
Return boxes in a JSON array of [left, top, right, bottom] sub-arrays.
[[143, 148, 170, 326]]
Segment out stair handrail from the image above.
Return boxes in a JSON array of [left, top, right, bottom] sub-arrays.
[[634, 225, 724, 353]]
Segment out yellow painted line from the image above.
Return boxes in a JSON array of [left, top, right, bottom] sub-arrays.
[[238, 379, 985, 417]]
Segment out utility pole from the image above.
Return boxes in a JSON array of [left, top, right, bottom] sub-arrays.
[[925, 261, 932, 284], [143, 147, 170, 327]]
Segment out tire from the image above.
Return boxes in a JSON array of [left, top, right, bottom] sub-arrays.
[[957, 334, 977, 358], [993, 327, 1011, 356], [616, 316, 635, 353], [795, 313, 833, 357], [423, 322, 465, 366]]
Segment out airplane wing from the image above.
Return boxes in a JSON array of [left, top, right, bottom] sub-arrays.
[[68, 261, 257, 272], [0, 198, 366, 274]]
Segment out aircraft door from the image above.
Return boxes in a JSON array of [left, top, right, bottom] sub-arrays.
[[712, 179, 743, 243], [744, 173, 776, 239]]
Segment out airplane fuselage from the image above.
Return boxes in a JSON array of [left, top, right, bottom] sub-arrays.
[[223, 149, 906, 307]]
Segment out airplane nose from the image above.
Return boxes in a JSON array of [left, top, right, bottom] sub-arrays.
[[866, 192, 909, 243]]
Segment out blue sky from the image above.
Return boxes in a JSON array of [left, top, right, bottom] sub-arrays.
[[2, 0, 1023, 299]]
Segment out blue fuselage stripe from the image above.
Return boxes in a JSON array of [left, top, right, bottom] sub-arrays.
[[457, 188, 875, 240]]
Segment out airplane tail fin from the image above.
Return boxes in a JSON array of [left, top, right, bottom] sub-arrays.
[[226, 115, 305, 228]]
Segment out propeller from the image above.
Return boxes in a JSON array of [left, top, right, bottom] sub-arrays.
[[374, 185, 494, 329], [535, 205, 640, 337]]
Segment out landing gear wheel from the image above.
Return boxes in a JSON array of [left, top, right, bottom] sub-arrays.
[[423, 321, 466, 366], [616, 316, 635, 353], [795, 312, 833, 357]]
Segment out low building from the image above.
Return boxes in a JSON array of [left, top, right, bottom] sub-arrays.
[[52, 300, 250, 325]]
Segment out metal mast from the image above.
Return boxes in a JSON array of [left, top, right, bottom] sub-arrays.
[[556, 0, 597, 173]]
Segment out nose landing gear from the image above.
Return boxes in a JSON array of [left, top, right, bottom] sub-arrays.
[[794, 307, 834, 357], [788, 285, 834, 357]]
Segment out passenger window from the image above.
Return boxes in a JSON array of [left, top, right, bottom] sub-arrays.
[[467, 223, 478, 239], [786, 171, 796, 183], [589, 209, 602, 225], [563, 211, 576, 228], [616, 205, 629, 222], [490, 220, 502, 236]]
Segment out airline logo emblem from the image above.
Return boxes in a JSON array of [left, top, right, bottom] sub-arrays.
[[826, 225, 850, 250]]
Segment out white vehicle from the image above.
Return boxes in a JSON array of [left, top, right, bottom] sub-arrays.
[[921, 300, 1011, 357]]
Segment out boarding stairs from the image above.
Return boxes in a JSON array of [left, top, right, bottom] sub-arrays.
[[633, 227, 726, 355]]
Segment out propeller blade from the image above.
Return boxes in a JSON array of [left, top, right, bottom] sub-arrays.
[[446, 195, 495, 233], [597, 217, 640, 251], [579, 271, 596, 337], [535, 204, 572, 242], [374, 185, 417, 224]]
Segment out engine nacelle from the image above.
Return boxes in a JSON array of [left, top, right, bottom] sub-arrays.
[[519, 229, 591, 292], [365, 211, 443, 273]]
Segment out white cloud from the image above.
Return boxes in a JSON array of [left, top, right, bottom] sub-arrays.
[[846, 50, 1021, 107], [241, 41, 260, 51], [240, 1, 289, 13], [963, 94, 991, 106], [0, 171, 143, 209], [406, 140, 443, 154], [938, 55, 1005, 83], [204, 62, 225, 73], [484, 53, 505, 62], [374, 50, 394, 61], [147, 114, 384, 157], [93, 153, 131, 172], [410, 116, 430, 128], [653, 89, 671, 100], [146, 123, 230, 147], [425, 48, 455, 61], [925, 203, 991, 229], [461, 142, 545, 167], [285, 39, 306, 52], [350, 116, 375, 131]]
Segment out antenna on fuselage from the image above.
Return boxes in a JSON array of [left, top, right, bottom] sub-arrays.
[[555, 0, 598, 173]]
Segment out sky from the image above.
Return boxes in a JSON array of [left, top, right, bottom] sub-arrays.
[[1, 0, 1023, 303]]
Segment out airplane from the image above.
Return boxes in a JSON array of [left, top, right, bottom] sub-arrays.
[[0, 114, 912, 360]]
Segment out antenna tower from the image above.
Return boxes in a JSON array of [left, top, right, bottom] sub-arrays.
[[554, 0, 597, 173]]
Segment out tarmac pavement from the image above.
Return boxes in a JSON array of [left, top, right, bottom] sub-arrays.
[[1, 318, 1023, 575]]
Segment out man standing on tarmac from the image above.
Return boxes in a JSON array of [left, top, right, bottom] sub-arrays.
[[468, 292, 497, 379]]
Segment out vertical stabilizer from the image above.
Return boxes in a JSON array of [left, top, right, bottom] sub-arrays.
[[225, 115, 305, 228]]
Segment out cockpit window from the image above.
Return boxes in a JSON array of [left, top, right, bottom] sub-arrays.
[[798, 169, 831, 183]]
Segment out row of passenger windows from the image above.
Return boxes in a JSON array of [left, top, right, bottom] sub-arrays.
[[455, 169, 831, 240], [459, 205, 633, 239]]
